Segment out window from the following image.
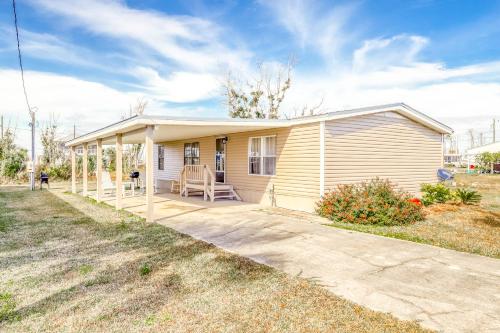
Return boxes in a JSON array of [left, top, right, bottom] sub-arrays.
[[158, 145, 165, 170], [184, 142, 200, 165], [248, 136, 276, 175]]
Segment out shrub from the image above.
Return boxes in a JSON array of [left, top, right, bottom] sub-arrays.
[[420, 183, 452, 205], [139, 263, 152, 276], [454, 188, 482, 205], [316, 178, 425, 226]]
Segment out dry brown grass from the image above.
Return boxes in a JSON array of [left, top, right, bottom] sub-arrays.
[[0, 187, 428, 333], [328, 174, 500, 258]]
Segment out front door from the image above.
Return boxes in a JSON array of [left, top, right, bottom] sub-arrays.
[[215, 138, 226, 183]]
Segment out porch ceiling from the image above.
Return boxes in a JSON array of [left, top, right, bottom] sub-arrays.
[[66, 115, 290, 147], [100, 123, 287, 145]]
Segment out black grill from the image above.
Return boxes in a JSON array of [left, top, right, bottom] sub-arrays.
[[40, 172, 49, 189], [129, 171, 140, 187]]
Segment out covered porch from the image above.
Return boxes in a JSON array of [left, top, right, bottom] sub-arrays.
[[66, 115, 287, 222]]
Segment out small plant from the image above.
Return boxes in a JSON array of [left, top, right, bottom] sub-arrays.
[[139, 263, 152, 276], [84, 274, 111, 287], [420, 183, 452, 205], [78, 264, 94, 276], [454, 188, 482, 205], [316, 178, 424, 226], [144, 314, 156, 326], [0, 292, 16, 322]]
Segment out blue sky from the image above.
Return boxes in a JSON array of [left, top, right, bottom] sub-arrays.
[[1, 0, 500, 151]]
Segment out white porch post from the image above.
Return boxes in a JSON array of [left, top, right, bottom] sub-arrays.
[[82, 143, 88, 196], [115, 134, 123, 210], [71, 146, 76, 194], [96, 139, 103, 201], [145, 126, 154, 222]]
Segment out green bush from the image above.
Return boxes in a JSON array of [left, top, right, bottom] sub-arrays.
[[454, 188, 482, 205], [420, 183, 452, 205], [316, 178, 424, 226], [0, 292, 16, 322], [139, 263, 152, 276], [0, 149, 27, 179], [38, 162, 72, 181]]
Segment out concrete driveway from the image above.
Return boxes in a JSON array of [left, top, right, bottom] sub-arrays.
[[89, 191, 499, 332]]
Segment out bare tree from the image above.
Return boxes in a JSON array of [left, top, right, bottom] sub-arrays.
[[123, 98, 148, 169], [131, 97, 148, 116], [40, 118, 63, 166], [289, 96, 325, 119], [224, 59, 293, 119], [122, 97, 149, 119]]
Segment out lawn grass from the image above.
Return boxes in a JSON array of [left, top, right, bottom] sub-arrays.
[[327, 174, 500, 258], [0, 187, 429, 332]]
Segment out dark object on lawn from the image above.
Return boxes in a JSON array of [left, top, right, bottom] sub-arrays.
[[40, 172, 49, 189], [130, 171, 140, 187], [437, 168, 454, 181]]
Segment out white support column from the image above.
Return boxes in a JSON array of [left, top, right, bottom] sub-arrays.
[[145, 126, 154, 222], [319, 120, 325, 197], [96, 139, 103, 201], [115, 134, 123, 210], [82, 143, 88, 196], [71, 146, 76, 194]]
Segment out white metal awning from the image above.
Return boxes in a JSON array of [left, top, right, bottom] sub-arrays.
[[66, 116, 290, 146]]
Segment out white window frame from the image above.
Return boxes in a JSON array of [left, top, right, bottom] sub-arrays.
[[248, 135, 276, 176]]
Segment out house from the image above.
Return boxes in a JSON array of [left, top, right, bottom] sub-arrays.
[[465, 141, 500, 172], [66, 103, 453, 222]]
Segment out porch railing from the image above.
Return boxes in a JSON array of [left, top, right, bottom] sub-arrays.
[[180, 164, 216, 201]]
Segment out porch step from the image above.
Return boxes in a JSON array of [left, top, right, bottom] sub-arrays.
[[213, 194, 238, 199], [213, 184, 241, 201]]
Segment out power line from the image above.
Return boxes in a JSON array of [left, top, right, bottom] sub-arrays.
[[12, 0, 32, 115], [12, 0, 36, 191]]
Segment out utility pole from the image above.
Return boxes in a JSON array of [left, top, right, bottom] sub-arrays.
[[1, 114, 3, 139], [29, 109, 35, 191], [468, 129, 475, 148], [493, 118, 496, 143], [73, 123, 76, 139]]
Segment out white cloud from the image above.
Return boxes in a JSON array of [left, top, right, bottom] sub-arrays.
[[282, 66, 500, 134], [0, 69, 143, 151], [130, 67, 220, 103], [353, 35, 429, 71], [258, 0, 357, 59], [29, 0, 250, 72]]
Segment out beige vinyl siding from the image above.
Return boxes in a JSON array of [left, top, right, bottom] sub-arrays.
[[157, 122, 320, 211], [156, 137, 215, 187], [324, 111, 442, 194], [226, 123, 320, 210]]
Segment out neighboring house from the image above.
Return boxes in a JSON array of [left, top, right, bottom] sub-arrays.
[[465, 141, 500, 171], [66, 103, 452, 221]]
